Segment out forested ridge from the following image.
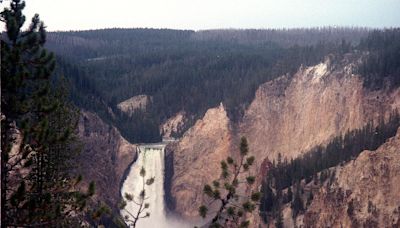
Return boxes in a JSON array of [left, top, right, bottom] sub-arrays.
[[193, 27, 369, 46], [3, 0, 400, 226], [46, 27, 399, 143], [357, 28, 400, 89], [49, 27, 399, 224]]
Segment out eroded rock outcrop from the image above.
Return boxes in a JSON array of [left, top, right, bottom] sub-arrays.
[[167, 103, 232, 218], [303, 127, 400, 227], [161, 111, 186, 138], [117, 94, 150, 115], [241, 56, 400, 165], [168, 55, 400, 220], [77, 111, 136, 208]]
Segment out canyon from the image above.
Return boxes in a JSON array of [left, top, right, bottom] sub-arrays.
[[165, 55, 400, 223], [77, 54, 400, 227], [3, 5, 399, 226]]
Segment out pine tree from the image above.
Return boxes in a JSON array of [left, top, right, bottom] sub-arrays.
[[313, 172, 319, 185], [260, 179, 276, 223], [1, 1, 93, 226], [306, 191, 314, 207], [260, 180, 275, 213], [119, 166, 155, 227], [275, 208, 284, 228], [199, 137, 260, 227], [291, 185, 304, 218], [287, 186, 293, 203]]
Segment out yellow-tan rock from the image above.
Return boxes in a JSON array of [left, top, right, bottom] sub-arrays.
[[168, 56, 400, 221], [161, 111, 186, 138], [241, 56, 400, 165], [169, 103, 232, 219], [303, 127, 400, 227]]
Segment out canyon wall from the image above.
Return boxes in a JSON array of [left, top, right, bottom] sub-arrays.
[[241, 55, 400, 166], [77, 111, 136, 208], [167, 103, 232, 219], [161, 111, 186, 138], [303, 127, 400, 227], [167, 55, 400, 220]]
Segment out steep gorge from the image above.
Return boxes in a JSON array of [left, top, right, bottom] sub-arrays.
[[166, 55, 400, 220]]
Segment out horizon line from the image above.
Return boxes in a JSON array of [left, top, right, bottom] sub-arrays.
[[44, 25, 399, 33]]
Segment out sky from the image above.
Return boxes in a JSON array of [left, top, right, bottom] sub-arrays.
[[5, 0, 400, 31]]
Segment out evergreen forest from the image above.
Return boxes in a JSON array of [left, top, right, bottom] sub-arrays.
[[47, 27, 400, 143], [2, 0, 400, 226], [259, 111, 400, 224]]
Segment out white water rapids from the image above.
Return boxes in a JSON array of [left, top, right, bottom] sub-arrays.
[[120, 144, 190, 228]]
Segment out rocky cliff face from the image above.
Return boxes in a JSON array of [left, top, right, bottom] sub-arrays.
[[161, 111, 186, 138], [117, 94, 150, 115], [77, 111, 136, 208], [167, 55, 400, 220], [303, 127, 400, 227], [241, 56, 400, 165], [167, 103, 232, 219]]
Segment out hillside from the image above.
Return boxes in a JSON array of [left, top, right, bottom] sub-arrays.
[[46, 28, 400, 227], [76, 111, 136, 210], [302, 126, 400, 227], [3, 0, 400, 226], [48, 28, 375, 143], [165, 53, 400, 221], [241, 54, 400, 164]]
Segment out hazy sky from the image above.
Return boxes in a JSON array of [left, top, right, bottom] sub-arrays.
[[10, 0, 400, 31]]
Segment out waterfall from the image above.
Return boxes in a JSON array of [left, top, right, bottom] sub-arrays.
[[121, 144, 189, 228]]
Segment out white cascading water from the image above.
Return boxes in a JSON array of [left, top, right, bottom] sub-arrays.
[[121, 144, 189, 228]]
